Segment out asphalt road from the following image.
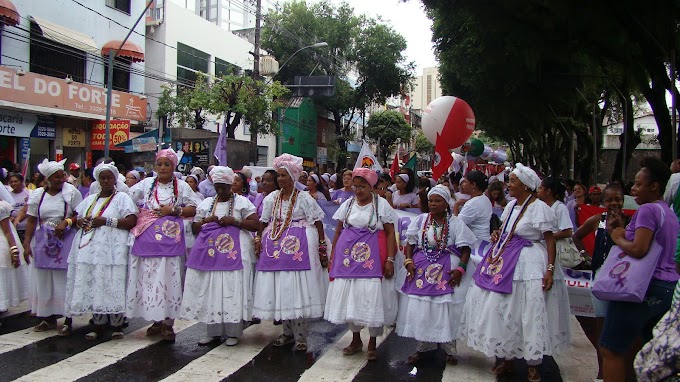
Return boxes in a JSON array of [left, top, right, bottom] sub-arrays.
[[0, 303, 597, 382]]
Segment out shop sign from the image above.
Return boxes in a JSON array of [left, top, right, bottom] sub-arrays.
[[302, 159, 315, 168], [0, 110, 56, 138], [56, 149, 63, 162], [173, 140, 210, 172], [19, 138, 30, 160], [91, 120, 130, 151], [63, 128, 85, 147], [132, 136, 157, 152], [0, 67, 146, 121], [86, 152, 92, 169]]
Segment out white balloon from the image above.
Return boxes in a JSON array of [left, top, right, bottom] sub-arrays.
[[421, 96, 474, 145]]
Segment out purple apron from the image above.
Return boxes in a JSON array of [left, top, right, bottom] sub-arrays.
[[186, 222, 243, 271], [257, 221, 310, 272], [329, 227, 382, 279], [473, 235, 532, 294], [131, 215, 186, 257], [402, 246, 460, 296], [34, 225, 76, 270]]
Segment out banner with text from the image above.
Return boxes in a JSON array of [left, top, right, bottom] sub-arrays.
[[91, 120, 130, 151], [0, 110, 55, 138]]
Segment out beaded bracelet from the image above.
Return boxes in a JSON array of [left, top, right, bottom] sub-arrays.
[[458, 262, 467, 271], [386, 257, 395, 263], [403, 258, 414, 267], [455, 266, 466, 275], [106, 217, 119, 228], [546, 263, 555, 272]]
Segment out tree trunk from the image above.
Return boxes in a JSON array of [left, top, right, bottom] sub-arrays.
[[611, 95, 640, 183], [332, 110, 348, 170], [642, 68, 672, 164], [225, 111, 242, 139]]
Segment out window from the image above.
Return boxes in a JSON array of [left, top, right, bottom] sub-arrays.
[[30, 22, 85, 83], [215, 58, 239, 77], [103, 57, 131, 92], [105, 0, 131, 14], [177, 42, 210, 87]]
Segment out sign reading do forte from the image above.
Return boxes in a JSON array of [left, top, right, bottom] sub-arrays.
[[91, 120, 130, 151], [0, 67, 146, 121]]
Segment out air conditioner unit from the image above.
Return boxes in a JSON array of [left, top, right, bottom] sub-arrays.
[[259, 55, 279, 76]]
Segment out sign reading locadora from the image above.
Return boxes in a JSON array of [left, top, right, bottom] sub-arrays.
[[0, 67, 146, 121], [91, 120, 130, 151]]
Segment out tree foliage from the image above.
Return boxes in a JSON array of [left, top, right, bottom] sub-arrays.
[[414, 129, 433, 155], [422, 0, 680, 183], [263, 1, 414, 169], [365, 110, 412, 166]]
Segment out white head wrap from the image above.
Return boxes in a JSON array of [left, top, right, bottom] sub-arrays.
[[190, 167, 205, 182], [398, 174, 409, 183], [94, 161, 119, 182], [210, 166, 235, 185], [330, 174, 338, 183], [321, 174, 330, 184], [512, 163, 541, 191], [427, 184, 452, 205], [38, 158, 67, 179], [310, 174, 320, 184], [128, 170, 140, 180], [272, 154, 303, 182], [186, 174, 199, 184]]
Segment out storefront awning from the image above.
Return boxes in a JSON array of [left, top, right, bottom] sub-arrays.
[[29, 15, 98, 55], [0, 0, 19, 26], [116, 129, 159, 153], [101, 40, 145, 63]]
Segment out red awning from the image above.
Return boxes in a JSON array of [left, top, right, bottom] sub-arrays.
[[0, 0, 20, 26], [101, 40, 145, 63]]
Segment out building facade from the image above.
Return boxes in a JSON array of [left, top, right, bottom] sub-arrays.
[[409, 66, 442, 112]]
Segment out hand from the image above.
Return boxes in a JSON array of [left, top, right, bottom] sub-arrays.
[[156, 204, 174, 217], [406, 263, 415, 280], [23, 245, 32, 265], [490, 230, 501, 243], [219, 216, 235, 226], [91, 217, 107, 228], [542, 270, 554, 291], [202, 216, 219, 224], [254, 240, 262, 258], [383, 261, 395, 279], [448, 269, 463, 287], [55, 221, 68, 240], [319, 255, 328, 268], [606, 210, 625, 233], [10, 248, 20, 268], [76, 218, 87, 229]]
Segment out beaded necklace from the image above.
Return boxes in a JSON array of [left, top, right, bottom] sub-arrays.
[[268, 189, 298, 240], [82, 191, 116, 233], [420, 211, 450, 262], [209, 192, 235, 218], [487, 195, 533, 264], [343, 194, 378, 232], [146, 176, 178, 208]]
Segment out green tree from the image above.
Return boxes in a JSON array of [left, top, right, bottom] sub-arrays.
[[157, 84, 206, 130], [365, 110, 412, 167], [414, 129, 433, 156], [263, 1, 414, 169]]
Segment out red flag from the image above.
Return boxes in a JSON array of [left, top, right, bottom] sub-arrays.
[[390, 151, 400, 179], [432, 133, 453, 180]]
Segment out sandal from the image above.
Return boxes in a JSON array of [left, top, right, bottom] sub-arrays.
[[34, 320, 57, 332], [272, 334, 295, 347], [111, 326, 124, 340], [446, 355, 458, 365], [146, 322, 162, 336], [491, 359, 514, 375], [57, 324, 71, 337], [160, 324, 176, 343], [342, 342, 363, 356], [528, 366, 541, 382], [294, 340, 307, 352], [407, 352, 427, 365], [366, 349, 377, 361], [85, 331, 98, 341]]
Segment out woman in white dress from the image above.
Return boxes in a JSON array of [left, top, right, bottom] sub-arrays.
[[397, 185, 476, 366], [0, 199, 28, 320], [453, 170, 492, 244], [181, 166, 259, 346], [64, 162, 138, 339], [253, 154, 328, 351], [392, 171, 419, 210], [460, 164, 571, 382], [324, 168, 397, 361], [23, 159, 83, 334], [307, 174, 330, 201], [127, 149, 200, 342]]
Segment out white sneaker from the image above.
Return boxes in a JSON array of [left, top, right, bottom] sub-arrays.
[[225, 337, 239, 346], [198, 336, 220, 346]]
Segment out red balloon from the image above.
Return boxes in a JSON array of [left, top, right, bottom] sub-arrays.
[[422, 96, 476, 149]]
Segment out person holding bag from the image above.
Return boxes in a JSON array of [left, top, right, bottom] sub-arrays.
[[598, 157, 680, 382]]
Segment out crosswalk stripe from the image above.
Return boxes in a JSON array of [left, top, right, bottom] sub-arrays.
[[0, 315, 91, 355], [13, 320, 197, 382], [439, 343, 494, 382], [298, 326, 394, 382], [159, 321, 282, 382]]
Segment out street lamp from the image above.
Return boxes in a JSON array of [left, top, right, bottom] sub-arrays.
[[274, 42, 328, 156]]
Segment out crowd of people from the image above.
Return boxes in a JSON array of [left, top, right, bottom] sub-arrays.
[[0, 151, 677, 382]]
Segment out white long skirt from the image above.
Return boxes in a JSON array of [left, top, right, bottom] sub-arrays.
[[65, 263, 127, 316], [395, 256, 475, 343], [459, 245, 571, 361], [126, 256, 185, 321], [29, 266, 67, 317], [0, 266, 29, 311], [324, 276, 398, 328]]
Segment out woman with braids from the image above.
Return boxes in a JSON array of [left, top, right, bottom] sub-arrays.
[[324, 168, 398, 361], [396, 184, 476, 366], [253, 154, 328, 352], [64, 162, 138, 340], [460, 164, 571, 382], [24, 159, 82, 334], [182, 166, 259, 347], [127, 149, 200, 342]]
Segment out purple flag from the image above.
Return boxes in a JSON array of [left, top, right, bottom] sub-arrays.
[[214, 122, 227, 166]]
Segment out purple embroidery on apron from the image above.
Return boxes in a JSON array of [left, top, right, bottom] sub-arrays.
[[131, 214, 186, 257], [473, 234, 532, 293], [401, 246, 460, 296], [186, 222, 243, 271], [34, 189, 74, 270], [329, 227, 382, 279], [257, 221, 311, 271]]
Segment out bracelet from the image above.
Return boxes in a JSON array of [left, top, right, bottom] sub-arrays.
[[234, 217, 242, 226], [174, 206, 182, 217], [65, 218, 73, 227], [386, 257, 395, 263], [106, 217, 119, 228], [547, 263, 555, 272], [458, 262, 467, 271], [403, 258, 414, 267], [455, 266, 466, 275], [253, 235, 261, 242], [319, 239, 327, 245]]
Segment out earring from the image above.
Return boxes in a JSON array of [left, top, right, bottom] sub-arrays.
[[243, 187, 248, 194]]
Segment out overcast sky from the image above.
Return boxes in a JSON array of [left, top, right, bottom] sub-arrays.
[[288, 0, 438, 74]]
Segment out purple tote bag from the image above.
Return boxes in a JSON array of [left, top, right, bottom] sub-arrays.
[[592, 204, 665, 303]]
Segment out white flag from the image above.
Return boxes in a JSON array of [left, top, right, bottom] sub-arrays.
[[354, 141, 384, 173]]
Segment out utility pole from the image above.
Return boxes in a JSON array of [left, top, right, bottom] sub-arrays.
[[250, 0, 262, 166]]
